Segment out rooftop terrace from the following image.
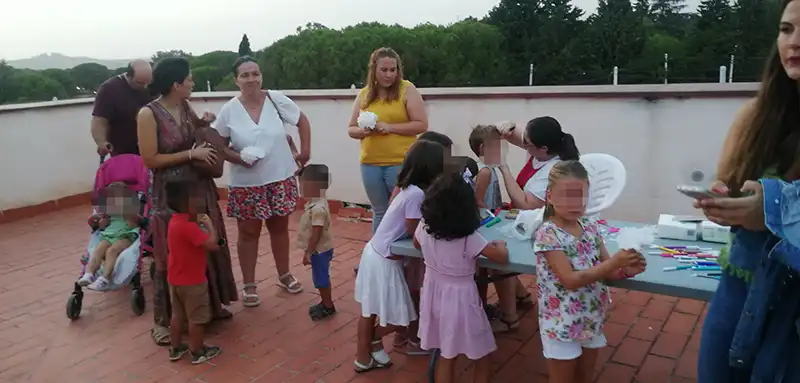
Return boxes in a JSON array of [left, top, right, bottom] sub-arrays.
[[0, 203, 705, 383], [0, 83, 745, 382]]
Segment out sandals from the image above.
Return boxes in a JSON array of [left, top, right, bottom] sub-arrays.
[[242, 283, 261, 307], [278, 273, 304, 294], [151, 327, 171, 347], [516, 293, 534, 308], [397, 339, 432, 356], [308, 303, 336, 321], [354, 357, 390, 373], [491, 314, 520, 333], [370, 340, 392, 365]]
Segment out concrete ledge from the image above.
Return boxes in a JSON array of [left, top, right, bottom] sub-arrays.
[[0, 83, 759, 114]]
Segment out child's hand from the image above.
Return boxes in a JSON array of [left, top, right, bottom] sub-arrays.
[[611, 249, 641, 269], [489, 240, 507, 249], [198, 214, 212, 226], [98, 216, 110, 229], [302, 252, 312, 266]]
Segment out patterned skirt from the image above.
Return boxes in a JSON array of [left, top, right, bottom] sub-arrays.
[[227, 177, 299, 220]]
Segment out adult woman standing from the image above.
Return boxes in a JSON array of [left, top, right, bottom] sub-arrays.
[[347, 47, 428, 234], [213, 56, 311, 307], [489, 117, 580, 332], [137, 57, 238, 346], [693, 1, 800, 380]]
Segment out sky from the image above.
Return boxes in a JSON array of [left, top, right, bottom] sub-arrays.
[[0, 0, 703, 60]]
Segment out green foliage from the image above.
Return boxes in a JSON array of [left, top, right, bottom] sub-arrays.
[[0, 0, 782, 105]]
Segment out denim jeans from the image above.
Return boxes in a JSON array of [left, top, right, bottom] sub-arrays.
[[360, 164, 401, 233]]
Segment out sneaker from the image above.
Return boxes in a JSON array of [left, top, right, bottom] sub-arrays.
[[191, 346, 221, 365], [87, 276, 109, 291], [308, 303, 336, 321], [77, 273, 94, 287], [168, 344, 189, 361]]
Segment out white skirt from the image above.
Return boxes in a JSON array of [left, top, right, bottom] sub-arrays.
[[354, 242, 418, 327]]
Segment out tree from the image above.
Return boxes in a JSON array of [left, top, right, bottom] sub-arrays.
[[585, 0, 647, 83], [685, 0, 736, 82], [151, 50, 192, 63], [238, 34, 253, 56], [69, 63, 111, 91], [731, 0, 774, 81]]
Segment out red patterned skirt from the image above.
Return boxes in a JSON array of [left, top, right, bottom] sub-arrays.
[[227, 177, 299, 220]]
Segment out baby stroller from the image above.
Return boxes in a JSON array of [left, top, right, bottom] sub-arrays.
[[66, 154, 154, 320]]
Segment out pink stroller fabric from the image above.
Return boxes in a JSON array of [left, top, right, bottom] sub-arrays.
[[92, 154, 149, 200]]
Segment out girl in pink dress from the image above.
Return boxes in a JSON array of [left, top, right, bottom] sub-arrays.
[[414, 172, 510, 383]]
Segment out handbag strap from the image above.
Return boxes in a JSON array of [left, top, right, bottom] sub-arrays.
[[266, 90, 289, 126]]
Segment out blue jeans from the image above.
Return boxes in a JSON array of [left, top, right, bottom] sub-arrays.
[[360, 164, 401, 233], [699, 271, 752, 382]]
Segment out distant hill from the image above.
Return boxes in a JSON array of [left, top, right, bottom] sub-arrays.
[[5, 53, 135, 70]]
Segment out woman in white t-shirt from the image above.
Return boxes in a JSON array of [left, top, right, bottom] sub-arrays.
[[213, 56, 312, 307], [497, 116, 580, 210]]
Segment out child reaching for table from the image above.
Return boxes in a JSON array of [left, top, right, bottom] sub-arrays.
[[79, 183, 141, 291], [414, 171, 509, 383], [533, 160, 646, 383], [353, 140, 446, 372]]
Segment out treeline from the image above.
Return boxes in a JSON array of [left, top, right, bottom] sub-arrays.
[[0, 0, 781, 105]]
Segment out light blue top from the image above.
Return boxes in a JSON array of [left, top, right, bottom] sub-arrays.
[[476, 161, 502, 211]]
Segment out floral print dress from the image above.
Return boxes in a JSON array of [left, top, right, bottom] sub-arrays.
[[533, 218, 610, 342]]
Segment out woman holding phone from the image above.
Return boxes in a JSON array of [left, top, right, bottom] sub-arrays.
[[693, 1, 800, 380]]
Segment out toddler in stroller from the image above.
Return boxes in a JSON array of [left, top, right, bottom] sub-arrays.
[[66, 154, 153, 320], [78, 183, 142, 291]]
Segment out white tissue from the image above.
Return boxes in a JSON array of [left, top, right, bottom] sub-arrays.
[[615, 226, 657, 252], [240, 146, 265, 165], [506, 208, 545, 240], [357, 111, 378, 130]]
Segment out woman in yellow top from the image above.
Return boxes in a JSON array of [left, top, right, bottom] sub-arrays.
[[347, 47, 428, 233]]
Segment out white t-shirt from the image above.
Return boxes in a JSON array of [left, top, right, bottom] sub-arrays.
[[523, 156, 561, 201], [213, 91, 301, 187]]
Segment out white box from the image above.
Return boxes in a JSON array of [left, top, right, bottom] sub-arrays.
[[700, 221, 730, 243], [657, 214, 700, 241]]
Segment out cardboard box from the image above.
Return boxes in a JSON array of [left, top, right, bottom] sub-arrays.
[[700, 220, 730, 243], [657, 214, 700, 241]]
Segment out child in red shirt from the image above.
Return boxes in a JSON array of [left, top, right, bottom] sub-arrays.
[[165, 181, 222, 364]]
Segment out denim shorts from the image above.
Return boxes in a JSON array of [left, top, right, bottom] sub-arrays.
[[311, 249, 334, 289]]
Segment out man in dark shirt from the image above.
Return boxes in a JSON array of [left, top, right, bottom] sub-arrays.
[[91, 59, 154, 156]]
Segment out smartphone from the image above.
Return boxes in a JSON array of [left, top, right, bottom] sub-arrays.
[[676, 185, 725, 200]]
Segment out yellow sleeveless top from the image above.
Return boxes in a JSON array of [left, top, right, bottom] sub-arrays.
[[359, 80, 417, 165]]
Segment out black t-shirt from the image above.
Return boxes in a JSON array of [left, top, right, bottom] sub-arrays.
[[91, 75, 154, 155]]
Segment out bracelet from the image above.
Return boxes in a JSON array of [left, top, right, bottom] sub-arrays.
[[188, 148, 193, 160]]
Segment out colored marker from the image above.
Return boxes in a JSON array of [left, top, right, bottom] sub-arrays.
[[692, 266, 722, 272], [485, 216, 502, 228], [663, 265, 693, 271]]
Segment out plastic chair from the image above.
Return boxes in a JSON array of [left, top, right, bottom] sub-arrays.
[[579, 153, 627, 216]]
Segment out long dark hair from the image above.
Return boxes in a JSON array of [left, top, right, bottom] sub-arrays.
[[396, 140, 445, 191], [720, 0, 800, 193], [525, 116, 580, 161], [421, 172, 481, 240]]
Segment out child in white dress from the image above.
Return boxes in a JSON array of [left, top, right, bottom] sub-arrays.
[[353, 140, 447, 372]]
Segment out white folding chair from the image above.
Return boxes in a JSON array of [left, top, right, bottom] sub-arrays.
[[579, 153, 627, 216]]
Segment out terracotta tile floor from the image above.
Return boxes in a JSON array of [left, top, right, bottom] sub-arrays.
[[0, 205, 705, 383]]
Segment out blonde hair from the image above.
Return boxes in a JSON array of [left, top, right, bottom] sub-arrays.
[[542, 160, 590, 220], [362, 47, 404, 108], [468, 124, 501, 156]]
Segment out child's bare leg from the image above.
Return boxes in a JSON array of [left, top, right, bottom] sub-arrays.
[[576, 348, 599, 383], [547, 358, 579, 383], [187, 322, 205, 353], [170, 309, 185, 349], [356, 315, 376, 364], [473, 355, 492, 383], [435, 356, 457, 383], [102, 238, 133, 280], [87, 240, 112, 274]]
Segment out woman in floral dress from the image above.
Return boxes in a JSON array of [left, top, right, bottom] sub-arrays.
[[136, 57, 238, 346]]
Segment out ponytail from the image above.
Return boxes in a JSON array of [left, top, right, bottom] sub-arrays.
[[543, 200, 555, 220], [558, 133, 580, 161]]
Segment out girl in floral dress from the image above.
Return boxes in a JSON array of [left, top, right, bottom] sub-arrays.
[[533, 160, 646, 383]]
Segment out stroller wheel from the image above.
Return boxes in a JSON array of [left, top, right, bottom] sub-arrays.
[[428, 348, 440, 383], [66, 293, 82, 320], [131, 287, 146, 316]]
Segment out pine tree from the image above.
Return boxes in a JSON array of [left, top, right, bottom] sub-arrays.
[[635, 0, 651, 16], [238, 34, 253, 57], [686, 0, 735, 81]]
